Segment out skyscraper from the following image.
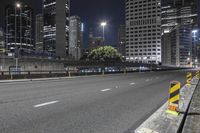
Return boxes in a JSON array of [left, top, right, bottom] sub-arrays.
[[35, 14, 43, 51], [5, 4, 33, 55], [0, 28, 4, 55], [125, 0, 162, 64], [43, 0, 70, 58], [117, 25, 126, 56], [161, 0, 198, 66], [69, 16, 83, 60]]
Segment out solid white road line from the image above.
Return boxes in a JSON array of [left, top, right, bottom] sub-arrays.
[[146, 79, 150, 82], [101, 88, 112, 92], [34, 101, 59, 108], [130, 82, 136, 85]]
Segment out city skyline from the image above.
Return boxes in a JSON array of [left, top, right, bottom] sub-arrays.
[[0, 0, 199, 48], [0, 0, 125, 47], [0, 0, 199, 65]]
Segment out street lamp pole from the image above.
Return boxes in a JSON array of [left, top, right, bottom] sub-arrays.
[[103, 25, 105, 45], [15, 3, 21, 73], [101, 22, 107, 46], [100, 22, 107, 74], [192, 30, 198, 67], [15, 4, 17, 54], [20, 6, 22, 50]]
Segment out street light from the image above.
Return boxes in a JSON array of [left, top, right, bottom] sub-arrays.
[[100, 22, 107, 74], [192, 30, 198, 34], [100, 22, 107, 46], [101, 22, 107, 27], [192, 30, 198, 67], [15, 2, 21, 74], [16, 3, 21, 8]]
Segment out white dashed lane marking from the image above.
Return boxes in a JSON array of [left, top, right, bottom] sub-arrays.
[[146, 79, 150, 82], [101, 88, 112, 92], [34, 101, 59, 108], [129, 82, 136, 85]]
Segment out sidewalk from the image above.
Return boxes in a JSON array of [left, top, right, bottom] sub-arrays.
[[182, 81, 200, 133]]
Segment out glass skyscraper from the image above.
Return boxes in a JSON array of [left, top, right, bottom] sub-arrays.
[[5, 4, 33, 55], [161, 0, 198, 66]]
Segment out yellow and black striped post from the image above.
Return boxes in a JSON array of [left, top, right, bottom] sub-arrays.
[[186, 72, 192, 86], [195, 71, 200, 79], [166, 81, 181, 116]]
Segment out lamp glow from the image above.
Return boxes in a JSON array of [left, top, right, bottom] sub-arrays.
[[16, 3, 21, 8], [192, 30, 198, 33], [101, 22, 107, 27]]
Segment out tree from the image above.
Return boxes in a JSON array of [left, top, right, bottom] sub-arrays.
[[88, 46, 122, 62]]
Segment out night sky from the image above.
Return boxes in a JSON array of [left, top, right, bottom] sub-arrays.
[[0, 0, 125, 48]]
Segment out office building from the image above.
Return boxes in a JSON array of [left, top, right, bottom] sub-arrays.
[[5, 4, 33, 55], [161, 0, 198, 66], [0, 28, 5, 54], [43, 0, 70, 58], [35, 14, 43, 51], [69, 16, 83, 60], [125, 0, 162, 64], [117, 25, 126, 56]]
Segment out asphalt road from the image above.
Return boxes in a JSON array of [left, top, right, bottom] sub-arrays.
[[0, 70, 190, 133]]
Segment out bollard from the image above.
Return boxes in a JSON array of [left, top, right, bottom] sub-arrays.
[[68, 71, 71, 77], [102, 70, 105, 75], [186, 72, 192, 86], [166, 81, 181, 116], [11, 73, 13, 80], [195, 70, 200, 79], [124, 69, 126, 74]]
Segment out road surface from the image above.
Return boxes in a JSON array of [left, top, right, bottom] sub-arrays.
[[0, 70, 189, 133]]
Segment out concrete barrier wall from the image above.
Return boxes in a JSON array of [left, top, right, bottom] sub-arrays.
[[0, 58, 65, 71], [182, 81, 200, 133]]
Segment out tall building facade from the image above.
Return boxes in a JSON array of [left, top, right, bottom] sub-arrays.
[[35, 14, 43, 51], [69, 16, 83, 60], [43, 0, 70, 58], [125, 0, 162, 64], [0, 28, 5, 55], [161, 0, 198, 66], [117, 25, 126, 56], [5, 4, 33, 55]]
